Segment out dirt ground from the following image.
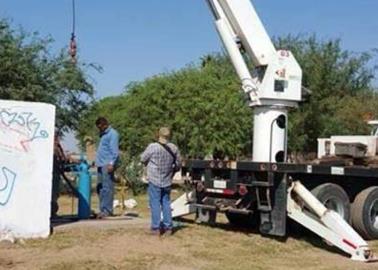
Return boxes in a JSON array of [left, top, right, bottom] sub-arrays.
[[1, 192, 378, 270]]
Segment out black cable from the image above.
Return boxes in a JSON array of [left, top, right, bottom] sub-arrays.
[[269, 115, 288, 163], [71, 0, 76, 39], [269, 118, 277, 163], [284, 116, 288, 162]]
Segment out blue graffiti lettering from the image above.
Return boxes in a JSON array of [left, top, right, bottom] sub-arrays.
[[0, 167, 17, 206]]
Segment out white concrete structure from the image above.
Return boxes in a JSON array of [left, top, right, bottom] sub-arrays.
[[0, 100, 55, 240]]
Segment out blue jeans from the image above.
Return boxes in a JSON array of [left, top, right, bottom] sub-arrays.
[[97, 166, 115, 215], [148, 182, 172, 231]]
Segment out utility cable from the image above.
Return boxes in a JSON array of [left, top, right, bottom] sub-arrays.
[[71, 0, 76, 36]]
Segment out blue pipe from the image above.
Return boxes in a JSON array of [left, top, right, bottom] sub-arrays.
[[78, 159, 91, 219]]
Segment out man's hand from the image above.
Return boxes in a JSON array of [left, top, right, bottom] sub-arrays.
[[107, 164, 114, 173]]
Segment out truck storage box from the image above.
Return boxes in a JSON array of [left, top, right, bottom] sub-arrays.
[[334, 142, 367, 158]]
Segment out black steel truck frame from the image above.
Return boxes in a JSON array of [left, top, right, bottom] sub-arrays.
[[183, 159, 378, 239]]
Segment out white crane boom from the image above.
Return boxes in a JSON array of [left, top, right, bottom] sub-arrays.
[[206, 0, 302, 107], [217, 0, 276, 66]]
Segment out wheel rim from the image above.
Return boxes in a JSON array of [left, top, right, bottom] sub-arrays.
[[369, 199, 378, 229], [324, 196, 345, 218]]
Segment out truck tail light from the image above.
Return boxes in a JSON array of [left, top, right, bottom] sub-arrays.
[[238, 184, 248, 196]]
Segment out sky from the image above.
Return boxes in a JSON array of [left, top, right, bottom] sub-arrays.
[[1, 0, 378, 151]]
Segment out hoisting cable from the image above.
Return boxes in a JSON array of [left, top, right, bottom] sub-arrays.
[[69, 0, 77, 64]]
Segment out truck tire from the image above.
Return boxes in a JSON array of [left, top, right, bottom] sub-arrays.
[[311, 183, 351, 222], [351, 187, 378, 240]]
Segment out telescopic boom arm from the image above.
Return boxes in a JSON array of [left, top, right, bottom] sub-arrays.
[[206, 0, 302, 107]]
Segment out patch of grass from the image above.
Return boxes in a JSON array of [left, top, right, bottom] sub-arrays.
[[28, 233, 76, 250], [120, 250, 199, 270], [45, 260, 118, 270], [25, 228, 126, 251], [0, 257, 19, 269], [58, 189, 150, 218], [4, 191, 378, 270]]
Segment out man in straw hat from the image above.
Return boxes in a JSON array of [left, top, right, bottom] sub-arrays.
[[141, 127, 181, 236]]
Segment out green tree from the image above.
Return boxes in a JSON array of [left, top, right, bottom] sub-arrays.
[[78, 35, 377, 158], [276, 35, 377, 152], [78, 54, 253, 159], [0, 19, 95, 132]]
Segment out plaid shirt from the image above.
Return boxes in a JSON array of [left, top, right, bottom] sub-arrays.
[[141, 142, 181, 188]]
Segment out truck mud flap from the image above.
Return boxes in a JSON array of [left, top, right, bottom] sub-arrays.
[[259, 174, 287, 237]]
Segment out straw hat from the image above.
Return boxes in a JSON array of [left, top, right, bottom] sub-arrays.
[[158, 127, 171, 144]]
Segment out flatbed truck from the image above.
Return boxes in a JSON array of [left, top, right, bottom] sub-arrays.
[[171, 0, 377, 261]]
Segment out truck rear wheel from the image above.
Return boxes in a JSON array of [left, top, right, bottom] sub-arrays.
[[351, 186, 378, 240], [311, 183, 351, 222]]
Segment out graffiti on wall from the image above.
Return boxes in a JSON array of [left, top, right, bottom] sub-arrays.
[[0, 108, 49, 153], [0, 100, 55, 239], [0, 106, 49, 207], [0, 167, 17, 206]]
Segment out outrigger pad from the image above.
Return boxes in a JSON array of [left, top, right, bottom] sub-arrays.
[[260, 174, 287, 237]]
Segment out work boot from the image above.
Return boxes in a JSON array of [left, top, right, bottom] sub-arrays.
[[96, 212, 110, 219], [161, 228, 174, 237], [148, 229, 160, 236]]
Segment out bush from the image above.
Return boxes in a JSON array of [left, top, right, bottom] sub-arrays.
[[117, 152, 145, 196]]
